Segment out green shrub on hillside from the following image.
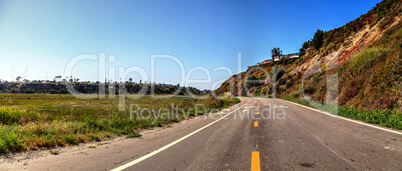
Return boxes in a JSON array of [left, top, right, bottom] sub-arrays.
[[350, 47, 390, 75], [312, 29, 324, 50]]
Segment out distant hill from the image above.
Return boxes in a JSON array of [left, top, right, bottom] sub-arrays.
[[216, 0, 402, 111]]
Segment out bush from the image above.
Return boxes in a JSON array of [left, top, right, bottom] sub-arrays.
[[59, 89, 68, 94], [350, 47, 389, 75], [253, 89, 261, 96], [246, 75, 259, 88], [279, 85, 286, 92], [50, 150, 60, 155], [312, 29, 324, 50], [24, 90, 35, 94], [49, 89, 57, 94], [299, 40, 312, 56], [0, 128, 25, 152], [288, 90, 300, 98], [126, 132, 141, 138], [0, 108, 38, 125]]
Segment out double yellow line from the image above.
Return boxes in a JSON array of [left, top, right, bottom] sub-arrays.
[[251, 104, 261, 171], [254, 103, 261, 127]]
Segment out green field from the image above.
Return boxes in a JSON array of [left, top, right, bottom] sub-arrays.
[[0, 94, 240, 153]]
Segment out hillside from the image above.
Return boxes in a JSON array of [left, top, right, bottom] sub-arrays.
[[216, 0, 402, 112]]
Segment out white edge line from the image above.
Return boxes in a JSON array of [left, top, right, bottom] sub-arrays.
[[110, 100, 251, 171], [278, 99, 402, 136]]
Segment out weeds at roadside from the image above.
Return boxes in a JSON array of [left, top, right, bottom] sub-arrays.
[[281, 97, 402, 130], [0, 127, 25, 153], [49, 150, 59, 155], [126, 132, 141, 138]]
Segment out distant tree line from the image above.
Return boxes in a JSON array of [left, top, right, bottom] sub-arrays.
[[0, 82, 207, 95]]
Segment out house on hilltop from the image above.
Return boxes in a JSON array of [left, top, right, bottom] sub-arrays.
[[248, 52, 300, 69], [273, 53, 300, 61]]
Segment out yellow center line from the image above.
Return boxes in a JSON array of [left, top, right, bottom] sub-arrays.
[[251, 151, 261, 171], [254, 121, 258, 127]]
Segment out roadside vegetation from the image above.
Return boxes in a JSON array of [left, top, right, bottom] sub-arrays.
[[0, 94, 240, 153], [282, 96, 402, 130]]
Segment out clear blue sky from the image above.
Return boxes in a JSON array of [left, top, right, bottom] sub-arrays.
[[0, 0, 381, 90]]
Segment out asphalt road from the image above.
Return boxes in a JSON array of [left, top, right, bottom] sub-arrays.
[[4, 97, 402, 170]]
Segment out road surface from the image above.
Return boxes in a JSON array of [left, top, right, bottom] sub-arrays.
[[3, 97, 402, 170]]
